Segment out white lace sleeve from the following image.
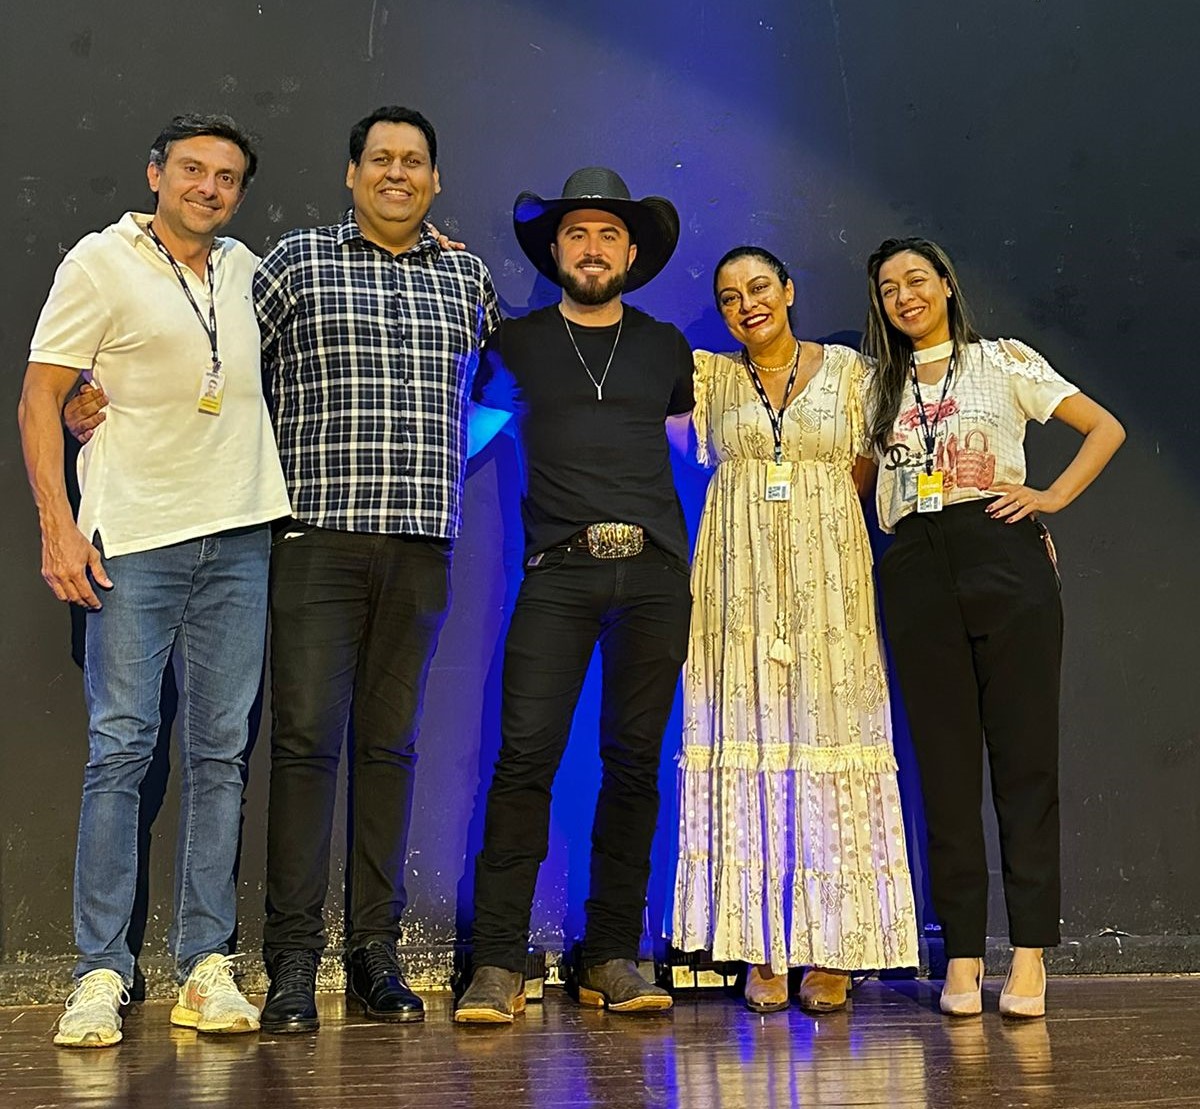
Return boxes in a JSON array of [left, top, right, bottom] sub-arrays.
[[989, 338, 1079, 423]]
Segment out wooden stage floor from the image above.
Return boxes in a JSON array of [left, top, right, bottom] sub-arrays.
[[2, 976, 1197, 1108]]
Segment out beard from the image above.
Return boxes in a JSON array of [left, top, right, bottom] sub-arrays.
[[557, 263, 628, 306]]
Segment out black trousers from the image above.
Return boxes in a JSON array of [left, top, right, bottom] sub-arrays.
[[470, 543, 692, 973], [879, 500, 1063, 958], [262, 524, 451, 959]]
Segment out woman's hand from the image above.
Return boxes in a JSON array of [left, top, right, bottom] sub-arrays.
[[988, 393, 1125, 523], [986, 484, 1062, 523]]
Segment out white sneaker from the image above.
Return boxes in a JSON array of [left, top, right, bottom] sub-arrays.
[[170, 954, 260, 1034], [54, 969, 129, 1048]]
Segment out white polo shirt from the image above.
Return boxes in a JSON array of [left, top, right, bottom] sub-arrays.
[[29, 212, 291, 557]]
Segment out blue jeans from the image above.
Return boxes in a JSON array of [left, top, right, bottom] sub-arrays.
[[75, 525, 270, 984]]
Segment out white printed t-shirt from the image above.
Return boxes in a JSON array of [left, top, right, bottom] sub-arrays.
[[875, 338, 1078, 532], [29, 212, 291, 556]]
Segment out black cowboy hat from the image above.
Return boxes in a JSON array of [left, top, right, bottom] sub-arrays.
[[513, 166, 680, 292]]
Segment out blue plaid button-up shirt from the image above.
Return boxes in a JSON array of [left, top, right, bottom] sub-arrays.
[[254, 209, 501, 538]]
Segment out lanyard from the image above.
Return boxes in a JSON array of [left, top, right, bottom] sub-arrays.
[[909, 355, 954, 475], [744, 353, 799, 464], [147, 224, 221, 371]]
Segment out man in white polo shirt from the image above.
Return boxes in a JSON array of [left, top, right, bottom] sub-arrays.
[[17, 114, 291, 1048]]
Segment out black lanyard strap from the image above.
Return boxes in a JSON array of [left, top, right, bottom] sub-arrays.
[[909, 354, 954, 475], [147, 224, 220, 371], [744, 352, 799, 465]]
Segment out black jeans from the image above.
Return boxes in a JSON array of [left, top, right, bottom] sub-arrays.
[[262, 523, 451, 959], [879, 501, 1063, 958], [470, 543, 692, 972]]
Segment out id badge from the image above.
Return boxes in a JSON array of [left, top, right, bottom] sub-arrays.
[[916, 469, 944, 513], [765, 462, 792, 502], [198, 363, 225, 416]]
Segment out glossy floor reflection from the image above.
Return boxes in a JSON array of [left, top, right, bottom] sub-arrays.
[[2, 976, 1198, 1107]]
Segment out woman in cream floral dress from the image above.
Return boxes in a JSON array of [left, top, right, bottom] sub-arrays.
[[672, 247, 918, 1012]]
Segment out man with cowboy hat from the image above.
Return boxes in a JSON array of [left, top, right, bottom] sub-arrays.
[[455, 167, 694, 1024]]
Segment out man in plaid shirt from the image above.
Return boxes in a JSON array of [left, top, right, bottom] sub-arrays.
[[253, 105, 499, 1032]]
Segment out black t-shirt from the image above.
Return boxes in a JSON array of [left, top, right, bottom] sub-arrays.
[[474, 304, 694, 562]]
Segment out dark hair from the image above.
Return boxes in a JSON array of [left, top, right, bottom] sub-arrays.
[[712, 245, 790, 302], [148, 113, 258, 188], [349, 106, 437, 166], [863, 237, 982, 455]]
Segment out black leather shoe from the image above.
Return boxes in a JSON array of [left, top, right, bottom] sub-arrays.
[[573, 958, 673, 1013], [347, 941, 424, 1023], [261, 949, 320, 1033], [453, 966, 526, 1024]]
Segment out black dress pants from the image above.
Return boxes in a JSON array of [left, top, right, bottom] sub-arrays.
[[263, 524, 451, 959], [879, 500, 1063, 958], [470, 544, 692, 973]]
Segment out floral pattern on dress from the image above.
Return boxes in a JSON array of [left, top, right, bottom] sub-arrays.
[[672, 347, 919, 972]]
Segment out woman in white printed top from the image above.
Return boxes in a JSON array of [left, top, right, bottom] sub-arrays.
[[861, 237, 1124, 1019]]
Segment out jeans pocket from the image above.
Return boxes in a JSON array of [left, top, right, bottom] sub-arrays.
[[524, 548, 567, 573], [412, 537, 454, 561], [659, 549, 690, 581], [271, 519, 316, 547]]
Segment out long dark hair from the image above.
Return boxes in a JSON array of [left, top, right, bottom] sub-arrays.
[[863, 237, 981, 455]]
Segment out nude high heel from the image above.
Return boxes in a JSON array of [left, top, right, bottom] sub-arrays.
[[939, 958, 984, 1016], [999, 957, 1046, 1019]]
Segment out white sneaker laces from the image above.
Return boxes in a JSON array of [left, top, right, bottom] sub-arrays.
[[190, 954, 245, 1000], [65, 970, 130, 1011]]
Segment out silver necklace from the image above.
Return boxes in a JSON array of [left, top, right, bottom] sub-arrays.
[[561, 309, 623, 401]]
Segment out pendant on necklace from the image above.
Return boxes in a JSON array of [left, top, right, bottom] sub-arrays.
[[561, 308, 623, 402]]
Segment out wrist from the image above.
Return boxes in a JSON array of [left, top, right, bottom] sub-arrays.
[[1041, 486, 1069, 513], [38, 504, 77, 533]]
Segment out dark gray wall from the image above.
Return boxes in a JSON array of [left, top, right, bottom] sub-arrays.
[[2, 0, 1196, 1000]]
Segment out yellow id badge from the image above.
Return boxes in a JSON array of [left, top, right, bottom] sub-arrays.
[[916, 469, 944, 513], [198, 366, 225, 416], [765, 462, 792, 502]]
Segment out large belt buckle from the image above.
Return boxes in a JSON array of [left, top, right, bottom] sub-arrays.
[[585, 522, 644, 559]]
